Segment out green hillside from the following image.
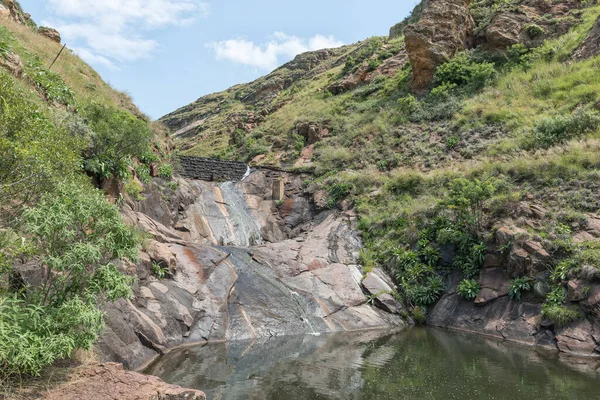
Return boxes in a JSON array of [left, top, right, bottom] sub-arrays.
[[163, 0, 600, 324], [0, 5, 175, 383]]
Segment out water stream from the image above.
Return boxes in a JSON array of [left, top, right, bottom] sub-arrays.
[[145, 328, 600, 400]]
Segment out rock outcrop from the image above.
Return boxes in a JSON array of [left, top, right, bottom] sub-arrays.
[[404, 0, 474, 92], [574, 15, 600, 60], [429, 205, 600, 358], [0, 0, 30, 25], [0, 51, 24, 78], [38, 26, 61, 43], [41, 363, 206, 400], [96, 171, 404, 369]]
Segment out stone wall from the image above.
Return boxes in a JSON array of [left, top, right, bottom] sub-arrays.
[[178, 156, 248, 181]]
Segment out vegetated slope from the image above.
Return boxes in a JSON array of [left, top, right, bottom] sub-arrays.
[[165, 0, 600, 351], [0, 4, 178, 385]]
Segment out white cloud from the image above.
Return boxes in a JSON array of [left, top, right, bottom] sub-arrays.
[[71, 47, 119, 71], [207, 32, 344, 70], [44, 0, 209, 67]]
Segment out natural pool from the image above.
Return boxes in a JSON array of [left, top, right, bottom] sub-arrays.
[[145, 328, 600, 400]]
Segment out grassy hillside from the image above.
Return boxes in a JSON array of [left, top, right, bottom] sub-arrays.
[[165, 0, 600, 324], [0, 9, 175, 385]]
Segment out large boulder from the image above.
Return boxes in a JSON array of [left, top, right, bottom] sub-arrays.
[[485, 12, 531, 50], [404, 0, 474, 92]]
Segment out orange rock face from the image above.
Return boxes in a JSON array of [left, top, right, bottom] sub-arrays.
[[404, 0, 474, 92]]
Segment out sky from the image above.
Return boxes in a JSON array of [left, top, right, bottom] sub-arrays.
[[20, 1, 417, 120]]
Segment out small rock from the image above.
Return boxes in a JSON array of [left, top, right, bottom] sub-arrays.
[[567, 279, 587, 302], [522, 241, 550, 260]]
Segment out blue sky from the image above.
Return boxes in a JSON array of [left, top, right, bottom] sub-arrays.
[[20, 1, 416, 119]]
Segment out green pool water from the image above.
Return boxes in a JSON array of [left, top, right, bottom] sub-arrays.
[[145, 327, 600, 400]]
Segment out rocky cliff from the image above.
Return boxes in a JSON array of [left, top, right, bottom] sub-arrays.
[[157, 0, 600, 361], [96, 171, 404, 370]]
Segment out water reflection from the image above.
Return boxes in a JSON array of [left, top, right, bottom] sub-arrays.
[[145, 328, 600, 400]]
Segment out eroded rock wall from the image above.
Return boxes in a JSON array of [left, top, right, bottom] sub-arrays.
[[97, 171, 404, 369]]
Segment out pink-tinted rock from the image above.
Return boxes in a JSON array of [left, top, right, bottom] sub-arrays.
[[555, 319, 599, 357]]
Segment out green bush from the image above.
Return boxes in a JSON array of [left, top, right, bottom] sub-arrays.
[[0, 296, 103, 378], [0, 72, 82, 220], [445, 177, 498, 231], [82, 104, 152, 180], [525, 23, 545, 38], [397, 94, 420, 115], [135, 165, 151, 184], [22, 182, 137, 306], [158, 163, 174, 179], [1, 182, 137, 379], [124, 179, 145, 201], [367, 58, 381, 72], [327, 182, 353, 208], [457, 279, 481, 300], [434, 52, 496, 93], [508, 277, 534, 301], [446, 135, 460, 149], [531, 109, 600, 148], [152, 262, 169, 279], [541, 304, 582, 328], [412, 306, 427, 324]]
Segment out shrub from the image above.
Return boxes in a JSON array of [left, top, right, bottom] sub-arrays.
[[434, 52, 496, 93], [446, 135, 460, 149], [452, 242, 486, 279], [0, 296, 103, 378], [82, 104, 152, 180], [0, 73, 82, 218], [457, 279, 481, 300], [531, 109, 600, 148], [158, 163, 174, 179], [1, 183, 137, 378], [545, 285, 567, 306], [525, 23, 545, 38], [412, 306, 427, 324], [406, 276, 445, 307], [367, 58, 381, 72], [327, 182, 353, 208], [397, 95, 420, 115], [508, 277, 534, 301], [124, 179, 145, 201], [152, 263, 168, 279], [135, 165, 151, 184], [541, 304, 582, 328], [445, 177, 498, 230]]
